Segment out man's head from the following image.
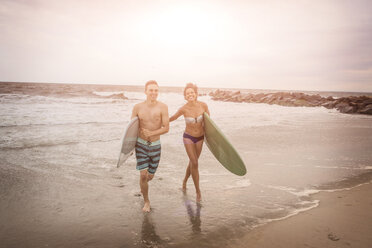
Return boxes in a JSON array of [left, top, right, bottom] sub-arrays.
[[145, 80, 159, 101]]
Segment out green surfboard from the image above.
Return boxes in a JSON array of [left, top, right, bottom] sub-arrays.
[[203, 112, 247, 176]]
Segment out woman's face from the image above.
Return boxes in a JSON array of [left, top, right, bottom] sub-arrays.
[[185, 88, 196, 102]]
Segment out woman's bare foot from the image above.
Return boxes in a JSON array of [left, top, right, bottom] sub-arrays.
[[142, 201, 151, 212], [196, 192, 202, 203], [182, 181, 187, 192]]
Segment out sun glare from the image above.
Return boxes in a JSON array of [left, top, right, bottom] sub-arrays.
[[138, 3, 229, 51]]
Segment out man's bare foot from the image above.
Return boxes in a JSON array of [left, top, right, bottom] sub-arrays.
[[182, 182, 187, 192], [196, 192, 202, 203], [142, 201, 151, 212]]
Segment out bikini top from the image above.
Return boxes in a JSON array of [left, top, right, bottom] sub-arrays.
[[184, 114, 203, 124]]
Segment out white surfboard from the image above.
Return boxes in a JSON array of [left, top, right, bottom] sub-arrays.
[[117, 117, 139, 168]]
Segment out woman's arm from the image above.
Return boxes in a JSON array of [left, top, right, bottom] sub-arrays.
[[201, 102, 210, 116], [169, 108, 184, 122]]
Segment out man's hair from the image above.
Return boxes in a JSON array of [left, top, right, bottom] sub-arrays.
[[145, 80, 158, 91], [184, 83, 198, 98]]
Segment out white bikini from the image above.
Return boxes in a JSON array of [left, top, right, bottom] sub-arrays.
[[183, 114, 204, 143], [184, 114, 203, 124]]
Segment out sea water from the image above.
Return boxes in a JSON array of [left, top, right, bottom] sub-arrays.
[[1, 82, 372, 247]]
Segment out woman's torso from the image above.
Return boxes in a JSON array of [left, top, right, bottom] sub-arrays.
[[183, 101, 206, 137]]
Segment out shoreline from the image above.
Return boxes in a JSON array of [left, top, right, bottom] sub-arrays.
[[229, 181, 372, 248], [1, 162, 371, 248]]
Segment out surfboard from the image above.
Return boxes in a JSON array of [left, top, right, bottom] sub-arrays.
[[117, 117, 139, 168], [203, 112, 247, 176]]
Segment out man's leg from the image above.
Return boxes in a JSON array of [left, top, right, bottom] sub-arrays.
[[147, 173, 154, 182], [140, 170, 151, 212]]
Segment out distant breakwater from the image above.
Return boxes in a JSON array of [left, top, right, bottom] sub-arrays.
[[209, 90, 372, 115]]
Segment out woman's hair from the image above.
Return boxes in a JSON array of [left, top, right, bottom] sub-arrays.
[[183, 83, 198, 99]]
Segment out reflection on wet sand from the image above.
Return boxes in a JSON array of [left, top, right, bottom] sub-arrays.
[[141, 214, 164, 248], [183, 193, 202, 236]]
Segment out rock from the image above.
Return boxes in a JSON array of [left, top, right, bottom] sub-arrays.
[[336, 102, 357, 113], [236, 95, 244, 102], [243, 94, 254, 102], [252, 93, 265, 102], [280, 97, 294, 105], [209, 89, 372, 115], [209, 89, 220, 96], [328, 233, 340, 241], [292, 92, 306, 99], [306, 95, 323, 106], [230, 95, 243, 102], [311, 100, 323, 106], [232, 90, 241, 96], [344, 106, 357, 113], [293, 99, 313, 107], [313, 94, 323, 101], [261, 94, 275, 104], [322, 101, 337, 109], [335, 102, 348, 111], [358, 104, 372, 115], [271, 99, 283, 106], [106, 93, 128, 100]]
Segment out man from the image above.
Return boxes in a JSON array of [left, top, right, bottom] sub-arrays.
[[131, 80, 169, 212]]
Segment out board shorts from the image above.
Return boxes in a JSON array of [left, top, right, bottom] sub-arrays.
[[135, 137, 161, 174]]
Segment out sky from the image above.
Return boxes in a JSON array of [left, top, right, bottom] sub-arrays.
[[0, 0, 371, 92]]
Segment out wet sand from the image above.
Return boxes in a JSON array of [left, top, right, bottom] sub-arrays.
[[229, 182, 372, 248], [2, 159, 371, 248]]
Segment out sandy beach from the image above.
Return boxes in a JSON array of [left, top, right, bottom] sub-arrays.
[[230, 182, 372, 248], [1, 83, 372, 248], [2, 161, 370, 248]]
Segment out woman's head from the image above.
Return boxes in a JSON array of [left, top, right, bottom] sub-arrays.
[[184, 83, 198, 101]]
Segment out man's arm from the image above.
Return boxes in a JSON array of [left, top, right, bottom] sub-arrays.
[[131, 104, 138, 119]]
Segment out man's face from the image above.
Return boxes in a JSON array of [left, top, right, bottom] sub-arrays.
[[145, 84, 159, 101]]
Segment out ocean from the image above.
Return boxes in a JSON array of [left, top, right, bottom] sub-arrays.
[[1, 82, 372, 248]]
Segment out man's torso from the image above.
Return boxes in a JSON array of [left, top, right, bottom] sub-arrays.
[[137, 101, 163, 141]]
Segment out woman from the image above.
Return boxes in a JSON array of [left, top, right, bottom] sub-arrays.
[[170, 83, 210, 202]]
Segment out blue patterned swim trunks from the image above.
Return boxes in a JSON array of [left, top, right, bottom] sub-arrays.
[[135, 137, 161, 174]]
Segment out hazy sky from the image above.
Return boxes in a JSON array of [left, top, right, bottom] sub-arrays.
[[0, 0, 371, 92]]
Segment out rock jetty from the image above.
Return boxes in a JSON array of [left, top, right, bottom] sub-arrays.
[[209, 90, 372, 115]]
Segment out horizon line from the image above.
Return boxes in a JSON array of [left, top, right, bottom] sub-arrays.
[[1, 80, 372, 94]]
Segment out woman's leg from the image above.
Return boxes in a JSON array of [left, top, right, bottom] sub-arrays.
[[183, 139, 204, 190], [183, 139, 204, 201], [182, 162, 191, 191], [195, 140, 204, 158], [194, 140, 203, 202]]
